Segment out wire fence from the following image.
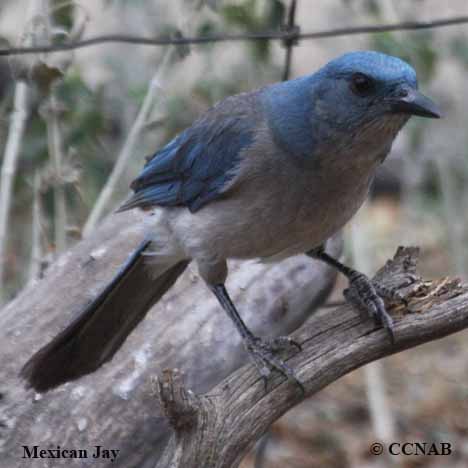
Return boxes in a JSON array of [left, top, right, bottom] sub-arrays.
[[0, 14, 467, 57]]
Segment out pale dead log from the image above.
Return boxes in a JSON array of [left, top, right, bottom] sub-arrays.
[[154, 247, 468, 468], [0, 209, 340, 467]]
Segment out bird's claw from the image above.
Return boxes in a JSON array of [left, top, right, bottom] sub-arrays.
[[373, 282, 408, 306], [344, 272, 403, 344], [244, 335, 304, 394]]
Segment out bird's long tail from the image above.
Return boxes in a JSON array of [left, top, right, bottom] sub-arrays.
[[21, 239, 189, 392]]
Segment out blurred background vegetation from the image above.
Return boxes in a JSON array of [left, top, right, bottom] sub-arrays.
[[1, 0, 468, 466]]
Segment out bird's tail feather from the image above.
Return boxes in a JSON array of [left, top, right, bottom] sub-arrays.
[[21, 239, 189, 392]]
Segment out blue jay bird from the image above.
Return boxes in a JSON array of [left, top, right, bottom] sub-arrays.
[[22, 51, 440, 392]]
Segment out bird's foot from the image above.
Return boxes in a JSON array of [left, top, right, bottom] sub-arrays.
[[244, 335, 304, 393], [344, 272, 405, 344]]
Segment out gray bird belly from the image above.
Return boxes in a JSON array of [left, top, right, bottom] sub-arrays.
[[257, 177, 370, 261], [167, 162, 372, 263]]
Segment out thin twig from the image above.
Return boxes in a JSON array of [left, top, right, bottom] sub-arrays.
[[349, 209, 396, 445], [0, 82, 29, 305], [281, 0, 298, 82], [0, 15, 467, 56], [83, 0, 201, 235], [45, 91, 68, 253], [434, 157, 466, 277], [82, 48, 173, 236], [40, 0, 68, 254], [0, 0, 43, 303], [28, 172, 43, 283]]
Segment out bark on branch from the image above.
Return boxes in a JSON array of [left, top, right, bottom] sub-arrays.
[[154, 247, 468, 468]]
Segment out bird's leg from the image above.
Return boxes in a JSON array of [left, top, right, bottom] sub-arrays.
[[308, 246, 405, 343], [210, 284, 304, 392]]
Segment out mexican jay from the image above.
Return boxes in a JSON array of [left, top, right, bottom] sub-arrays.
[[22, 51, 440, 392]]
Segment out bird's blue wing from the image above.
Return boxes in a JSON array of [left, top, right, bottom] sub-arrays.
[[119, 97, 256, 213]]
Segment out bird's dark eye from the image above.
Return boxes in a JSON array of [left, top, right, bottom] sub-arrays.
[[350, 73, 374, 97]]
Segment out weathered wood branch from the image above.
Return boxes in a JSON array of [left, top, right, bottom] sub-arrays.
[[0, 211, 340, 467], [154, 247, 468, 468]]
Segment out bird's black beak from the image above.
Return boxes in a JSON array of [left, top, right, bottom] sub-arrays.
[[390, 88, 441, 119]]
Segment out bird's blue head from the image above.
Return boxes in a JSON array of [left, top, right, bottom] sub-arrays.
[[314, 51, 440, 134], [262, 51, 440, 168]]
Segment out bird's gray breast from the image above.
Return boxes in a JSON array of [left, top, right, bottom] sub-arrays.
[[258, 151, 375, 262], [215, 126, 380, 261], [168, 120, 394, 263]]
